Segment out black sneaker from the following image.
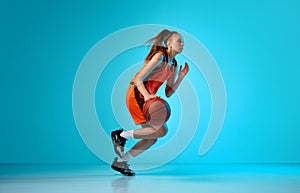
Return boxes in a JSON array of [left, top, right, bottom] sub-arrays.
[[111, 129, 127, 157], [111, 157, 135, 176]]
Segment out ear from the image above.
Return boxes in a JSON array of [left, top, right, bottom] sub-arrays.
[[168, 42, 172, 50], [167, 39, 172, 47]]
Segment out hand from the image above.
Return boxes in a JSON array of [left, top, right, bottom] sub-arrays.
[[178, 62, 189, 78], [170, 60, 178, 72], [144, 94, 157, 102]]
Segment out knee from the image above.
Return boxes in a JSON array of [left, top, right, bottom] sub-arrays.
[[157, 126, 168, 138]]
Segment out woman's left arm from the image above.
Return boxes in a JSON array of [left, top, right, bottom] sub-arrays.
[[165, 62, 189, 97]]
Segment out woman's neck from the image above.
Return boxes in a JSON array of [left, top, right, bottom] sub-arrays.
[[167, 50, 177, 63]]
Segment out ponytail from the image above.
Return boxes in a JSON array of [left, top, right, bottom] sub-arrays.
[[145, 29, 178, 62]]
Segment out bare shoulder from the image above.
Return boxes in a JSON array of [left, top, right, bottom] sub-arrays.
[[149, 52, 164, 62]]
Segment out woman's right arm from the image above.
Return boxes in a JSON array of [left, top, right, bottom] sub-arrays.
[[132, 52, 163, 101]]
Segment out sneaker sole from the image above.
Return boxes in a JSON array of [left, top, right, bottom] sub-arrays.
[[111, 165, 135, 176]]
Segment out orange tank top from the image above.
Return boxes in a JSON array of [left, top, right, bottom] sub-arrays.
[[144, 50, 175, 94], [130, 49, 176, 111]]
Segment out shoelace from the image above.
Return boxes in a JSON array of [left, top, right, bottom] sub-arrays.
[[124, 163, 130, 169], [120, 161, 131, 170]]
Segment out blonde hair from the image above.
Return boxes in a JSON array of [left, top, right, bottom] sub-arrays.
[[145, 29, 178, 62]]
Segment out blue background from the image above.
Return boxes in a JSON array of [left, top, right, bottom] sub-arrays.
[[0, 0, 299, 164]]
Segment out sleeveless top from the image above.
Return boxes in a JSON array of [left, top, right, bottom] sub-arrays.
[[144, 49, 175, 94], [132, 48, 176, 111]]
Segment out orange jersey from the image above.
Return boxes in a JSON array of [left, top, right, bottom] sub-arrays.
[[126, 51, 175, 125]]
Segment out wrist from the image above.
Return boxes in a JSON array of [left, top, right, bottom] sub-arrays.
[[178, 72, 186, 80], [144, 93, 149, 98]]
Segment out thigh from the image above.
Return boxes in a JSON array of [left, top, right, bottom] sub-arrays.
[[140, 123, 168, 138]]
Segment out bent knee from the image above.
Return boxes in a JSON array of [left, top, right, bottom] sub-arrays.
[[157, 126, 168, 138]]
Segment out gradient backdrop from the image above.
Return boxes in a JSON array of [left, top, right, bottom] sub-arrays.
[[0, 0, 299, 164]]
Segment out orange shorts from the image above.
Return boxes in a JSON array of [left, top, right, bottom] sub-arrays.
[[126, 84, 146, 125]]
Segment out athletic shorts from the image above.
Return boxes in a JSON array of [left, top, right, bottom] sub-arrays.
[[126, 83, 146, 125]]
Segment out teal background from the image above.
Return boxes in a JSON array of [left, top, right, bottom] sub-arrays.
[[0, 0, 299, 164]]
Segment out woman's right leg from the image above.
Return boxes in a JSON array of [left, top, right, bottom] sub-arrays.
[[111, 123, 167, 176]]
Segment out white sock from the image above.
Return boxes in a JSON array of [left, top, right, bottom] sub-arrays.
[[120, 130, 134, 139], [117, 152, 134, 162]]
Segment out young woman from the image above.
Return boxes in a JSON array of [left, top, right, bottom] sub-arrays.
[[111, 29, 189, 176]]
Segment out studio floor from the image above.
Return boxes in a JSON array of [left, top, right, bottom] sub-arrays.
[[0, 164, 300, 193]]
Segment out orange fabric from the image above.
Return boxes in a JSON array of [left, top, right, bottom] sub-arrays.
[[126, 84, 146, 125], [126, 50, 175, 125], [144, 65, 172, 94]]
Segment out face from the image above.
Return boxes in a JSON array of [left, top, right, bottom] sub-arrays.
[[167, 33, 184, 54]]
